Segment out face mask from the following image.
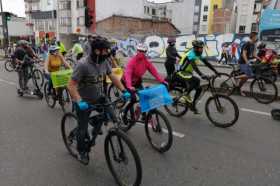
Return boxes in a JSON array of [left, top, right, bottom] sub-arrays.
[[194, 49, 203, 56], [91, 52, 109, 64]]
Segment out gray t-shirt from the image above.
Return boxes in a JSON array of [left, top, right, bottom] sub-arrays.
[[71, 56, 112, 103]]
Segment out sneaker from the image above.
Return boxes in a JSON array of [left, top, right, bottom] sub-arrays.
[[77, 152, 89, 165], [179, 95, 192, 104]]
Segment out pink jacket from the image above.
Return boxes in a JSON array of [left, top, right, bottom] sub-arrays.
[[123, 53, 164, 89]]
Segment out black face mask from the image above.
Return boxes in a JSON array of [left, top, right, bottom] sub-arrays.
[[91, 52, 109, 64], [194, 50, 203, 56]]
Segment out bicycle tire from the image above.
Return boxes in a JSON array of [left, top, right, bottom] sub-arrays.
[[145, 109, 173, 153], [205, 94, 239, 128], [105, 129, 142, 186], [4, 60, 15, 72], [32, 69, 44, 89], [164, 87, 188, 117], [61, 113, 79, 158], [212, 73, 235, 96], [108, 84, 126, 109], [43, 83, 56, 108], [250, 77, 278, 104]]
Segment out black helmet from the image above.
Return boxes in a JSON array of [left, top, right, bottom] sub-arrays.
[[91, 36, 111, 50], [192, 40, 204, 48], [257, 42, 266, 50]]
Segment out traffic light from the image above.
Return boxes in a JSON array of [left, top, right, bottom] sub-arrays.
[[85, 7, 93, 28], [5, 12, 11, 21]]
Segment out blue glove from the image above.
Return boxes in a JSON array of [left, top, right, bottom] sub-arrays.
[[122, 90, 131, 101], [77, 100, 89, 110]]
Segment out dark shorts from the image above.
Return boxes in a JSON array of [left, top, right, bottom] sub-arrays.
[[240, 64, 254, 77]]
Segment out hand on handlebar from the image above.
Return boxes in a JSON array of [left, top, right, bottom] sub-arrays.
[[201, 74, 209, 80]]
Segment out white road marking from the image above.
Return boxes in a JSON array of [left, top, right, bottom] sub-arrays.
[[0, 78, 16, 86], [241, 108, 271, 116], [136, 123, 185, 138]]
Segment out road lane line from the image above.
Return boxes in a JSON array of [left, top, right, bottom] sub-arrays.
[[136, 123, 185, 138], [241, 108, 271, 116], [0, 78, 16, 86]]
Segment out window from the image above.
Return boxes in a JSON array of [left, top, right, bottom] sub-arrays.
[[47, 0, 51, 5], [152, 8, 156, 15], [213, 4, 218, 10], [239, 25, 246, 33], [147, 7, 150, 14], [204, 6, 208, 12], [59, 1, 71, 10], [203, 15, 208, 21], [77, 0, 84, 8], [193, 15, 199, 22], [201, 25, 207, 32], [195, 5, 200, 13], [251, 23, 258, 32]]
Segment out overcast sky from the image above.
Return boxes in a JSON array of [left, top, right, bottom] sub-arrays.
[[2, 0, 172, 17]]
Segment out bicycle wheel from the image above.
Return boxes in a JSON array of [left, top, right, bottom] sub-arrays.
[[32, 69, 44, 88], [164, 88, 188, 117], [43, 83, 56, 108], [145, 109, 173, 153], [105, 129, 142, 186], [205, 94, 239, 128], [61, 113, 79, 158], [212, 73, 235, 96], [4, 60, 14, 72], [250, 78, 278, 104], [108, 84, 126, 109], [59, 88, 72, 113]]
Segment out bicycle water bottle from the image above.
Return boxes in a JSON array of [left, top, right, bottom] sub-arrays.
[[134, 104, 141, 121]]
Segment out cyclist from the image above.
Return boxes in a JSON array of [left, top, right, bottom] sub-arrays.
[[165, 37, 181, 81], [13, 40, 40, 94], [71, 40, 84, 61], [44, 45, 71, 95], [56, 40, 67, 56], [175, 40, 219, 114], [67, 36, 130, 165], [121, 43, 167, 121], [238, 32, 261, 96]]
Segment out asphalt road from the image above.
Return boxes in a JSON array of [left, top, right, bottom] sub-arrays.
[[1, 61, 280, 186]]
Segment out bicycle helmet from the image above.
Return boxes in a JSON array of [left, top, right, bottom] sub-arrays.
[[49, 45, 60, 54], [192, 40, 204, 48], [136, 43, 148, 53], [257, 42, 266, 50], [90, 36, 111, 64], [17, 40, 29, 47], [167, 37, 176, 44]]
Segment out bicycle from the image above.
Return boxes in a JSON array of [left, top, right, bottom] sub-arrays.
[[16, 59, 44, 98], [212, 63, 278, 104], [165, 75, 239, 128], [43, 82, 72, 112], [119, 86, 173, 153], [61, 97, 142, 186], [4, 57, 16, 72]]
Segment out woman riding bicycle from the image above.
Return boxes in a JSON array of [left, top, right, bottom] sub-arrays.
[[122, 43, 167, 120], [44, 45, 71, 94]]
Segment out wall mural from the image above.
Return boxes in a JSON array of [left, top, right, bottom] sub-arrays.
[[114, 33, 250, 62]]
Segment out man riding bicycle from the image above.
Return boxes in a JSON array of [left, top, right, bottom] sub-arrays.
[[67, 36, 130, 165], [174, 40, 219, 114], [238, 32, 261, 96], [13, 40, 40, 94]]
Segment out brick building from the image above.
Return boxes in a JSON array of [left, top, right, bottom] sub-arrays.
[[96, 15, 180, 37]]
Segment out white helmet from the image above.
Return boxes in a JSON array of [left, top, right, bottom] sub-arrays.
[[137, 43, 148, 52]]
